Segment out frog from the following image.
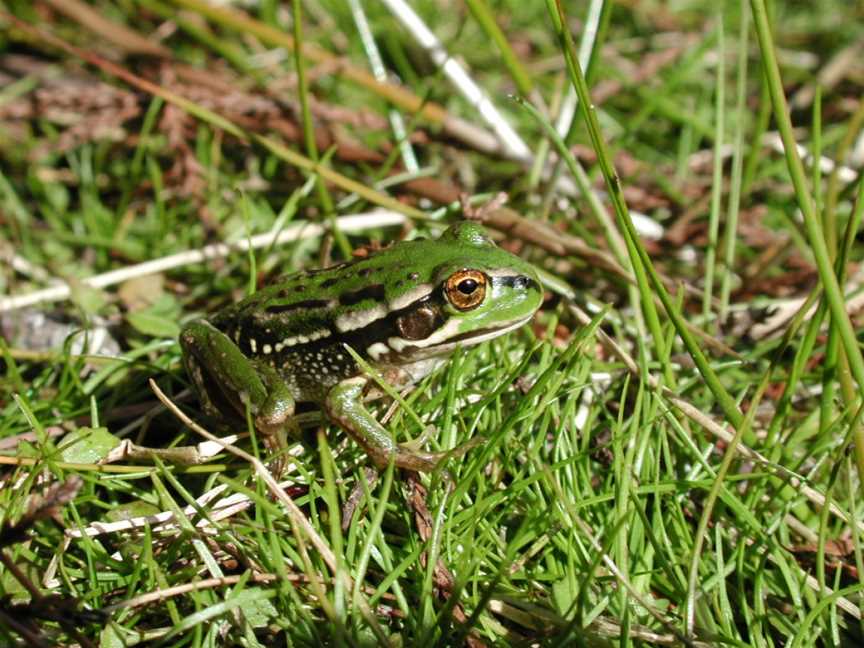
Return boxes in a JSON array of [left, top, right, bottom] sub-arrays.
[[179, 221, 543, 472]]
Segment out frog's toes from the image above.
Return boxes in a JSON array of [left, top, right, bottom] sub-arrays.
[[397, 436, 484, 471], [399, 424, 436, 451]]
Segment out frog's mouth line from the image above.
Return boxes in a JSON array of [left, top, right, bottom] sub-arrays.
[[448, 313, 536, 345], [390, 313, 536, 360]]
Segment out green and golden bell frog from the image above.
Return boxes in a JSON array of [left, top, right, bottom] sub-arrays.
[[180, 221, 542, 471]]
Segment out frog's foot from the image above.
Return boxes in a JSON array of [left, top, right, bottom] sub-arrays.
[[258, 425, 289, 475], [398, 425, 436, 452], [255, 394, 299, 476], [241, 362, 299, 477], [344, 433, 483, 473], [327, 377, 484, 473], [390, 435, 484, 472]]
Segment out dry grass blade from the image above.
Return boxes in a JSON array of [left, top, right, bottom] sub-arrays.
[[45, 0, 169, 56], [2, 13, 427, 219], [147, 379, 394, 647]]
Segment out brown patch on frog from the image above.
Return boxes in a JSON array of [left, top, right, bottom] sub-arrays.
[[396, 304, 443, 340]]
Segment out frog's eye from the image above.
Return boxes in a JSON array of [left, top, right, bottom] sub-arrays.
[[445, 270, 487, 311]]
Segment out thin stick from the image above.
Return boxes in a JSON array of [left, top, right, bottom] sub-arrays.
[[1, 211, 406, 312]]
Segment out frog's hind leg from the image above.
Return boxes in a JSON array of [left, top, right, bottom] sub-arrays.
[[180, 320, 270, 419], [179, 320, 297, 468]]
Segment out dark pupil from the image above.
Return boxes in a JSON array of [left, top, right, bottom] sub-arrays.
[[458, 278, 478, 295]]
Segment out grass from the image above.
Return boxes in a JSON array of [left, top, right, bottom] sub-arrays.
[[1, 0, 864, 645]]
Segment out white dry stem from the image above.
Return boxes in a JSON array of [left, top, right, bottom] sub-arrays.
[[689, 132, 858, 185], [348, 0, 419, 172], [380, 0, 531, 161], [553, 0, 605, 138], [1, 210, 407, 313]]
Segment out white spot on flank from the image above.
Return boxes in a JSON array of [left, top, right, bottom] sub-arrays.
[[249, 338, 257, 353], [271, 329, 333, 351], [262, 344, 272, 354], [367, 342, 390, 360], [336, 305, 388, 332]]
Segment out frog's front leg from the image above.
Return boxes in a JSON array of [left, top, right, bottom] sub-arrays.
[[180, 320, 296, 459], [324, 377, 473, 472]]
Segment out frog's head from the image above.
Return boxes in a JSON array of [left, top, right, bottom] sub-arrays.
[[384, 222, 543, 360]]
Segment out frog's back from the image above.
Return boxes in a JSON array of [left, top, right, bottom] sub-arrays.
[[208, 243, 435, 401]]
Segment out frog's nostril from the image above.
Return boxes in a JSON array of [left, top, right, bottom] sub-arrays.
[[515, 275, 540, 292], [501, 274, 538, 292]]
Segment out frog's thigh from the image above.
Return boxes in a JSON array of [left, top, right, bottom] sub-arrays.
[[324, 377, 441, 472], [180, 320, 275, 417]]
